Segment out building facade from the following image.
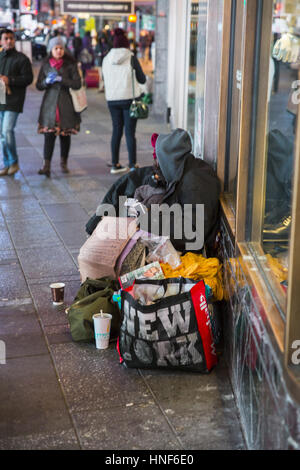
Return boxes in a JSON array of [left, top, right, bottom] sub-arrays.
[[158, 0, 300, 450]]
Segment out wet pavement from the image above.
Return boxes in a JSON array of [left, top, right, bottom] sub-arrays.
[[0, 75, 245, 450]]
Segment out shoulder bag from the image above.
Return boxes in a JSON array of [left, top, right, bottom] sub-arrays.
[[69, 65, 88, 113], [129, 66, 149, 120]]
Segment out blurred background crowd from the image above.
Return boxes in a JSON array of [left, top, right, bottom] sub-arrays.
[[0, 0, 156, 71]]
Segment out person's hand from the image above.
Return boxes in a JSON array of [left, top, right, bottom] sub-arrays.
[[0, 75, 9, 85], [45, 71, 61, 84]]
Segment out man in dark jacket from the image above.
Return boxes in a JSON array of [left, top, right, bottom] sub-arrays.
[[0, 29, 33, 176]]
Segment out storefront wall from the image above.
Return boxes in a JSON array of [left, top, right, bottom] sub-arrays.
[[216, 0, 300, 449], [168, 0, 300, 449]]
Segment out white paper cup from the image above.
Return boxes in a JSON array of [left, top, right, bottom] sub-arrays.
[[93, 313, 112, 349], [50, 282, 65, 305]]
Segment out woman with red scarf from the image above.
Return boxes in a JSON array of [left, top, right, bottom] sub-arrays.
[[36, 36, 81, 177]]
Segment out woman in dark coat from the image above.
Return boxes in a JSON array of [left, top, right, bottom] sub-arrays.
[[36, 36, 81, 177]]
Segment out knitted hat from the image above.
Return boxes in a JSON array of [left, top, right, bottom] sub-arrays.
[[48, 36, 65, 52], [151, 133, 159, 160], [113, 28, 129, 48]]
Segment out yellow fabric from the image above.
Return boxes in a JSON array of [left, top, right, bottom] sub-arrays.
[[161, 252, 224, 301], [265, 254, 288, 283]]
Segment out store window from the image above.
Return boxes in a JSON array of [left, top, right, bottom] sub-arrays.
[[247, 0, 300, 317]]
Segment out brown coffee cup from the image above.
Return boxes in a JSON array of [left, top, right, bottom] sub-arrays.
[[50, 283, 65, 305]]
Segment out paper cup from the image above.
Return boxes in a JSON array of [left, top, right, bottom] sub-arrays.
[[50, 282, 65, 305], [93, 313, 112, 349]]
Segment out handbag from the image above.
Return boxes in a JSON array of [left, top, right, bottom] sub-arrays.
[[118, 278, 218, 372], [129, 66, 149, 120], [69, 66, 88, 113]]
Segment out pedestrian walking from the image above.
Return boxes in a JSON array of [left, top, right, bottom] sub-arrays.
[[36, 36, 81, 177], [95, 33, 110, 92], [78, 32, 94, 78], [73, 32, 82, 61], [0, 29, 33, 176], [102, 28, 146, 174]]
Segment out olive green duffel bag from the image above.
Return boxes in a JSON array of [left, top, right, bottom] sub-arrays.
[[67, 278, 120, 343]]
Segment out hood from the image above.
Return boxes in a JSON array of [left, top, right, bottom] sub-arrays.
[[105, 47, 132, 65], [156, 128, 192, 188]]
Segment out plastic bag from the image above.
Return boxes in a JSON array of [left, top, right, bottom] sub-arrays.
[[140, 234, 181, 269], [124, 198, 147, 218], [0, 79, 6, 105]]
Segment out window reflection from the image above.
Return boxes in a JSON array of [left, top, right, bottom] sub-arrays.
[[187, 9, 198, 139], [189, 1, 208, 154], [262, 3, 300, 291]]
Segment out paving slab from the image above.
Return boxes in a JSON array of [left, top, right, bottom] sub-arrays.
[[140, 359, 245, 450], [43, 323, 74, 345], [6, 216, 62, 249], [26, 178, 76, 204], [74, 190, 107, 213], [0, 222, 15, 251], [0, 303, 48, 359], [50, 343, 154, 414], [72, 403, 181, 450], [0, 262, 31, 301], [0, 429, 80, 450], [17, 245, 79, 281], [0, 176, 33, 200], [0, 198, 44, 220], [0, 249, 18, 265], [42, 203, 89, 222], [51, 221, 88, 250], [0, 355, 75, 441]]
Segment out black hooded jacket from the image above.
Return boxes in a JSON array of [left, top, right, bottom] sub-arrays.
[[0, 48, 33, 113], [154, 129, 221, 251]]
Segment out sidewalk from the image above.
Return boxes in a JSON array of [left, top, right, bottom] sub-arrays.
[[0, 81, 245, 450]]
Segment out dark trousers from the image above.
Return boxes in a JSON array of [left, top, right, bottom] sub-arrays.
[[44, 133, 71, 162], [108, 102, 137, 167]]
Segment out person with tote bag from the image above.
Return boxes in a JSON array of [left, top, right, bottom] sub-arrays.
[[102, 28, 146, 174], [36, 36, 81, 177]]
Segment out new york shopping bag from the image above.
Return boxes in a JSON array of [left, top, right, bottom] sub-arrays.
[[118, 278, 218, 372]]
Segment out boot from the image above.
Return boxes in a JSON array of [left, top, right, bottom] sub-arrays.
[[60, 157, 69, 174], [38, 160, 51, 177], [0, 166, 9, 176], [8, 163, 19, 175]]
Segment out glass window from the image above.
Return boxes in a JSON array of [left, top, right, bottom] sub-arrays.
[[247, 0, 300, 316]]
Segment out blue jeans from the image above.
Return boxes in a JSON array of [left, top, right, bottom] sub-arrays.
[[0, 111, 19, 168], [108, 102, 137, 167]]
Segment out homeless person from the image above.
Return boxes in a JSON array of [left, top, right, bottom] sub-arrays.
[[86, 128, 221, 252]]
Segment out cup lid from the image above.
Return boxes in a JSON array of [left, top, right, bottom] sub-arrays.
[[93, 313, 112, 319]]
